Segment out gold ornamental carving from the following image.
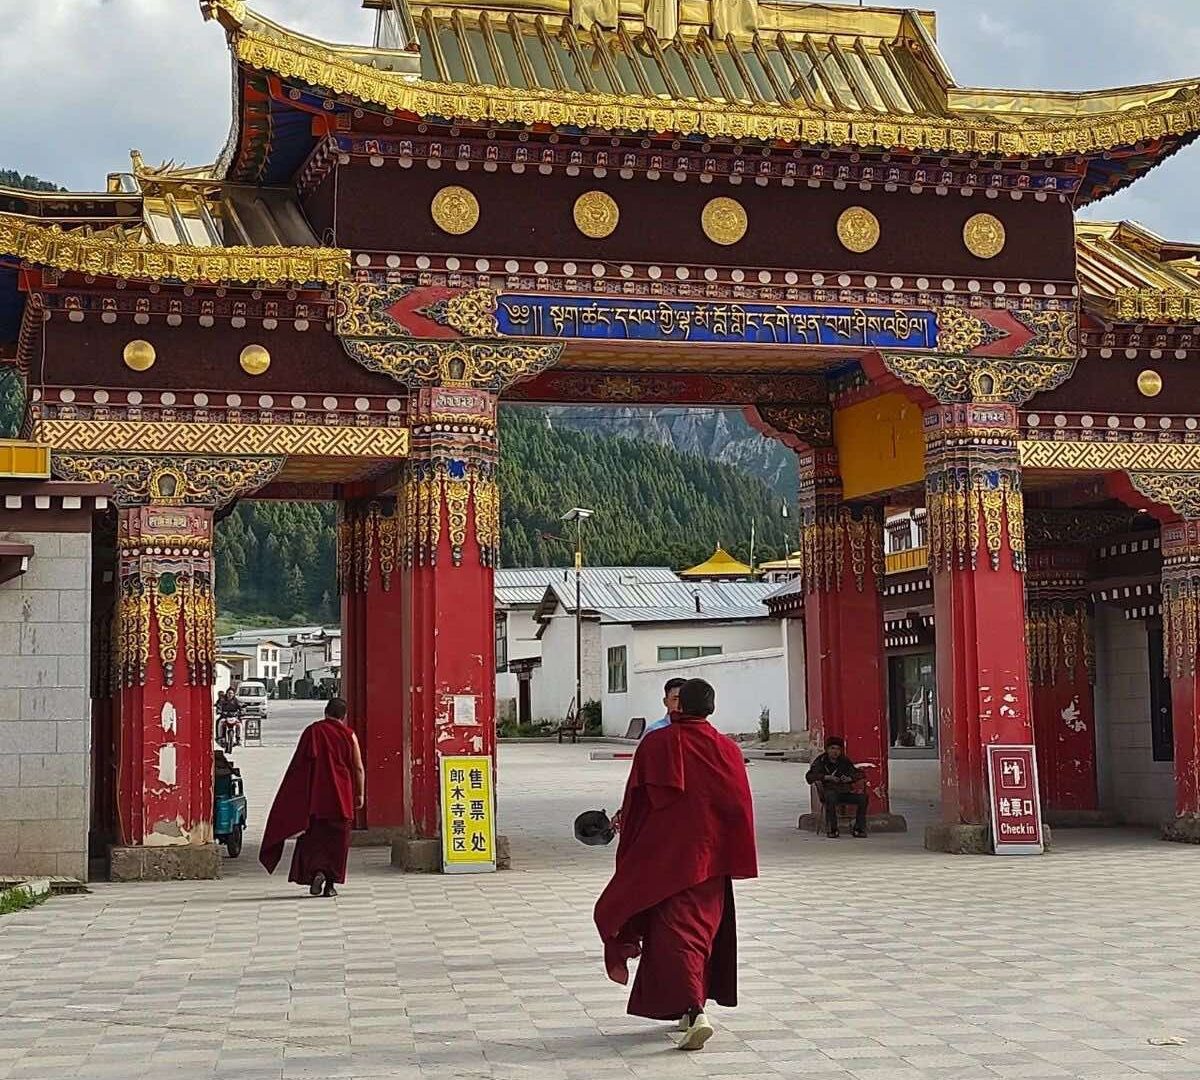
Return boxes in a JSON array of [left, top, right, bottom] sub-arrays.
[[343, 339, 562, 392], [239, 344, 271, 375], [963, 213, 1006, 259], [1127, 471, 1200, 520], [881, 352, 1075, 405], [431, 186, 480, 235], [836, 207, 880, 254], [445, 288, 500, 337], [51, 453, 284, 508], [33, 420, 410, 460], [209, 10, 1200, 157], [934, 306, 1007, 354], [1137, 370, 1163, 397], [123, 339, 156, 372], [701, 197, 748, 246], [573, 191, 620, 239], [1027, 601, 1092, 688], [403, 459, 500, 568], [0, 212, 349, 286]]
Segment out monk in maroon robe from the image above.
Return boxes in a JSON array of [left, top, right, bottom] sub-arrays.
[[594, 678, 757, 1052], [260, 697, 364, 897]]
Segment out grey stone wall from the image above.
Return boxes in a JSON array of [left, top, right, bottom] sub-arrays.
[[1094, 605, 1174, 826], [0, 531, 91, 880]]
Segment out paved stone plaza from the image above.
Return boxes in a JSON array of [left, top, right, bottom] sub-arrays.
[[2, 735, 1199, 1080]]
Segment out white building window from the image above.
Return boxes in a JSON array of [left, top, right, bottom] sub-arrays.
[[657, 645, 722, 663], [607, 646, 628, 694]]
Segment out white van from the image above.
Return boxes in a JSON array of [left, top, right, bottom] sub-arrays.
[[235, 681, 268, 718]]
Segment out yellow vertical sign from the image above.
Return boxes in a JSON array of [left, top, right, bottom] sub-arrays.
[[440, 755, 496, 874]]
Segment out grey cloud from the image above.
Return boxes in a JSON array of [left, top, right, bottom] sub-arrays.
[[2, 0, 1198, 235]]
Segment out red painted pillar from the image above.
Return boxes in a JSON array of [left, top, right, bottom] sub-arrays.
[[1161, 521, 1200, 837], [794, 448, 900, 825], [111, 505, 217, 874], [925, 404, 1036, 832], [339, 497, 405, 834], [400, 387, 499, 842], [1026, 548, 1099, 816]]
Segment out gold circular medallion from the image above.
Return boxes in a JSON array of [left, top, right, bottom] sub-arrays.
[[573, 191, 619, 239], [1137, 369, 1163, 397], [122, 339, 156, 372], [430, 186, 480, 236], [837, 207, 880, 253], [963, 212, 1006, 259], [701, 197, 748, 246], [239, 344, 271, 376]]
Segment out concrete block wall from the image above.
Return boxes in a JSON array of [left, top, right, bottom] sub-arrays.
[[1093, 605, 1174, 826], [0, 530, 92, 879]]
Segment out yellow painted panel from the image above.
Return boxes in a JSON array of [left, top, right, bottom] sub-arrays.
[[0, 440, 51, 480], [834, 393, 924, 500]]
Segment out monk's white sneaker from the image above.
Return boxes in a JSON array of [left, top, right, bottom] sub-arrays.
[[677, 1013, 714, 1051]]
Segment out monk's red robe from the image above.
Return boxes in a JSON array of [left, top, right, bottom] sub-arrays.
[[260, 718, 357, 883], [594, 715, 757, 1020]]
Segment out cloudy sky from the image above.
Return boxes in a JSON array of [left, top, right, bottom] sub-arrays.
[[3, 1, 1200, 237]]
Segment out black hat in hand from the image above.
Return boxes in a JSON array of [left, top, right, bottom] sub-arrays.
[[574, 809, 615, 846]]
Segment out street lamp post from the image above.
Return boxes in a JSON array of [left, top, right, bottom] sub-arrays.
[[561, 507, 594, 727]]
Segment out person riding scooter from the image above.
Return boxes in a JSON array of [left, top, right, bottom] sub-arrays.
[[216, 689, 243, 752]]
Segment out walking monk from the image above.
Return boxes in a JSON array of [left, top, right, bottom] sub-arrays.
[[260, 698, 364, 897], [594, 678, 757, 1051]]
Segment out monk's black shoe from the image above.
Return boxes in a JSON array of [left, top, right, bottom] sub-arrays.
[[310, 872, 327, 897], [324, 883, 338, 897], [852, 828, 868, 839], [827, 829, 840, 838]]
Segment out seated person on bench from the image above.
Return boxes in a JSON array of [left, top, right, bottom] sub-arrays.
[[805, 736, 868, 838]]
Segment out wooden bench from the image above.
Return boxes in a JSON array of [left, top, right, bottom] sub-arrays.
[[556, 707, 583, 744]]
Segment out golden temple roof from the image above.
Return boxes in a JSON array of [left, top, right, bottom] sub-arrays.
[[0, 149, 347, 287], [1076, 220, 1200, 325], [203, 0, 1200, 163], [679, 545, 754, 579]]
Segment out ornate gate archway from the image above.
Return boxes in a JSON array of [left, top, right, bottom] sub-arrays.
[[6, 0, 1200, 875]]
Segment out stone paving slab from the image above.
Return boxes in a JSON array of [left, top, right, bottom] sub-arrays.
[[0, 743, 1197, 1078]]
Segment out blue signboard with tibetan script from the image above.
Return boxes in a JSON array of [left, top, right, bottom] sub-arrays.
[[494, 295, 937, 349]]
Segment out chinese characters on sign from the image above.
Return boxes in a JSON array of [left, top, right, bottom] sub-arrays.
[[986, 745, 1044, 855], [495, 294, 937, 349], [440, 755, 496, 874]]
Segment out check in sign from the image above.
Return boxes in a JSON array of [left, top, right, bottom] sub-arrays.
[[440, 755, 496, 874], [986, 744, 1044, 855]]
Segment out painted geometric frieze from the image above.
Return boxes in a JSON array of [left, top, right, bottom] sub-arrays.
[[882, 352, 1076, 405], [1019, 441, 1200, 472], [52, 453, 284, 508], [33, 420, 410, 460]]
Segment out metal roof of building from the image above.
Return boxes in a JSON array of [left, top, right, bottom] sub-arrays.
[[536, 576, 777, 621], [597, 604, 773, 625], [496, 566, 678, 606]]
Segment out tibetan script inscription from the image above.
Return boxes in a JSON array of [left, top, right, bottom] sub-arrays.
[[494, 295, 937, 348]]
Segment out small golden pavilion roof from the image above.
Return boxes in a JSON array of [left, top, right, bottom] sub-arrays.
[[680, 545, 754, 579], [0, 153, 349, 287], [756, 550, 802, 572], [202, 0, 1200, 172], [1076, 220, 1200, 325]]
